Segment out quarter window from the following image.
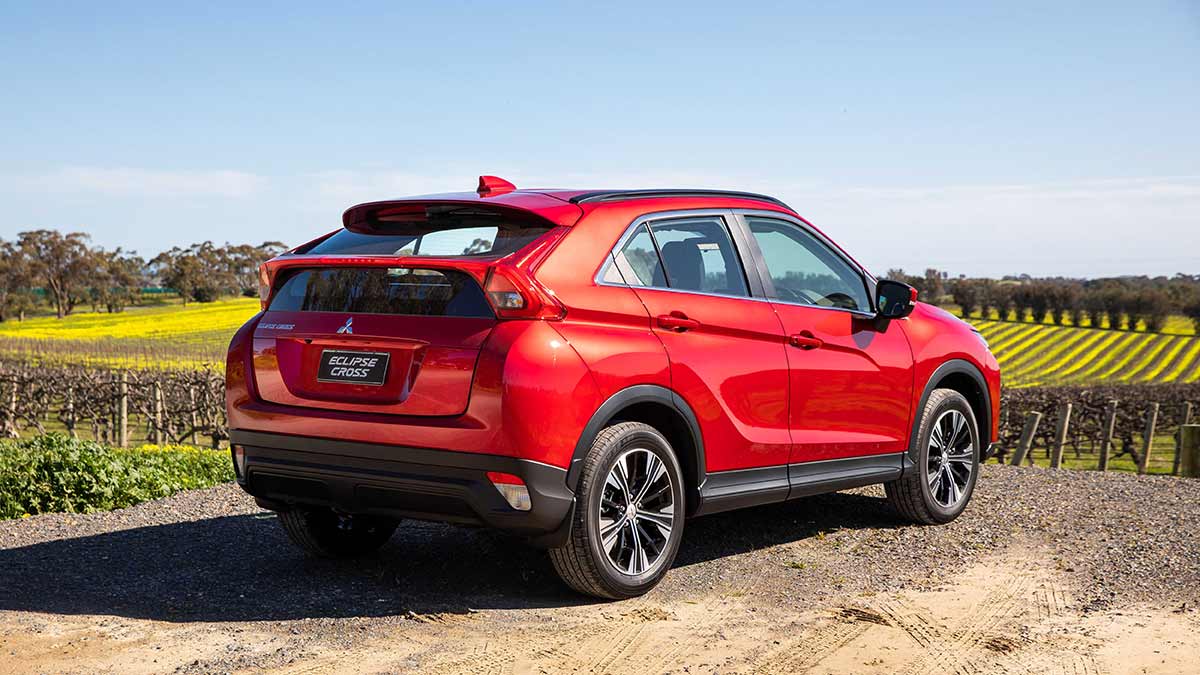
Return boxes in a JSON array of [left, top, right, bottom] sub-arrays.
[[606, 224, 663, 287], [745, 217, 870, 312]]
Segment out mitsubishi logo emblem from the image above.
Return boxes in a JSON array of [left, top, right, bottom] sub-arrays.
[[336, 317, 353, 334]]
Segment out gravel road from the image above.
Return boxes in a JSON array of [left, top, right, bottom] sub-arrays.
[[2, 464, 1197, 674]]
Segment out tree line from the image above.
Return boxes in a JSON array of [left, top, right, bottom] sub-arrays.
[[887, 268, 1200, 333], [0, 229, 284, 320]]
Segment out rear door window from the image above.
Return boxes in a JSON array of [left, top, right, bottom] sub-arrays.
[[604, 216, 750, 298], [648, 217, 749, 297], [268, 267, 493, 317]]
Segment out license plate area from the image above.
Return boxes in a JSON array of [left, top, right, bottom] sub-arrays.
[[317, 349, 390, 386]]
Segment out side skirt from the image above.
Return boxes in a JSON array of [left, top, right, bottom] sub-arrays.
[[694, 453, 906, 516]]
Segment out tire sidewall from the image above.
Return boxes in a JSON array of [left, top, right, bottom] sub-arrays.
[[917, 392, 980, 522], [583, 426, 686, 596]]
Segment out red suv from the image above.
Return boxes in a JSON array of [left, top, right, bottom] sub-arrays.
[[226, 176, 1000, 599]]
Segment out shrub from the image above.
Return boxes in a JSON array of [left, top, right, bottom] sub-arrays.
[[0, 435, 233, 519]]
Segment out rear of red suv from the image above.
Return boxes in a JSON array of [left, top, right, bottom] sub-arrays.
[[228, 187, 590, 545], [228, 177, 1001, 599]]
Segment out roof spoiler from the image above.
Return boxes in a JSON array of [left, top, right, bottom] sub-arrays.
[[342, 196, 582, 233]]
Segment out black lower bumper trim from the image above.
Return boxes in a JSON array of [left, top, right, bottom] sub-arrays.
[[228, 430, 575, 547]]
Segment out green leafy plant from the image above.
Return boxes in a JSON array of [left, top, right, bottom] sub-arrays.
[[0, 435, 233, 519]]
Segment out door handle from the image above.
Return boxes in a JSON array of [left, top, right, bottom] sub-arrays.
[[788, 331, 823, 350], [657, 312, 700, 332]]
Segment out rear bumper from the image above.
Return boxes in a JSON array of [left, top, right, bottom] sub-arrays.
[[228, 430, 576, 547]]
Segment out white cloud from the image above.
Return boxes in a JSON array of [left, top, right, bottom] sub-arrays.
[[15, 166, 267, 198]]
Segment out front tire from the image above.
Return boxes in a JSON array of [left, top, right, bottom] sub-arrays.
[[549, 422, 686, 599], [277, 507, 398, 558], [885, 389, 980, 524]]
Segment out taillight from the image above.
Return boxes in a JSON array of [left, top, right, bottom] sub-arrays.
[[486, 471, 531, 511], [257, 263, 272, 310], [483, 266, 564, 320], [231, 445, 246, 479]]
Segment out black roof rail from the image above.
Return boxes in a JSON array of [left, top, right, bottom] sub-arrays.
[[568, 189, 791, 210]]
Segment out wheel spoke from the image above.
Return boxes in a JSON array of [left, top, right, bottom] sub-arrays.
[[627, 519, 647, 574], [611, 457, 633, 502], [600, 517, 623, 555], [949, 412, 966, 449], [633, 454, 664, 505], [947, 470, 962, 504], [636, 509, 673, 536]]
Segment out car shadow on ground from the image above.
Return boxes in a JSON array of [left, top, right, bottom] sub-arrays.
[[0, 491, 902, 623]]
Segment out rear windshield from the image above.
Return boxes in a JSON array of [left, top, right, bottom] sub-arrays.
[[302, 225, 551, 257], [268, 267, 493, 318]]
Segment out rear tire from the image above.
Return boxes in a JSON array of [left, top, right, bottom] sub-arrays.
[[277, 507, 398, 558], [885, 388, 980, 525], [549, 422, 686, 599]]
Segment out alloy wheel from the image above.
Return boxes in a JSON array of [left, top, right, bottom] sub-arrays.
[[927, 409, 974, 508], [597, 448, 675, 576]]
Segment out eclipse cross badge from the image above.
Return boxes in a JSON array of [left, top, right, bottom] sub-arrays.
[[336, 317, 353, 334]]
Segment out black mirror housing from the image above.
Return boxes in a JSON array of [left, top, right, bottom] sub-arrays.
[[876, 279, 917, 319]]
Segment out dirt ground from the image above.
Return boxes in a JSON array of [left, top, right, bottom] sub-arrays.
[[2, 466, 1198, 674]]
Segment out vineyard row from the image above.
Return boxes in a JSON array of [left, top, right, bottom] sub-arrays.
[[2, 361, 1198, 473]]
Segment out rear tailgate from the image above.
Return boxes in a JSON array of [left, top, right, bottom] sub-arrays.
[[253, 266, 494, 416]]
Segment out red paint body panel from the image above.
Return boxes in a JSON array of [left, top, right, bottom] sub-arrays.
[[228, 187, 1002, 488], [772, 305, 914, 462], [630, 288, 791, 471], [901, 302, 1002, 443]]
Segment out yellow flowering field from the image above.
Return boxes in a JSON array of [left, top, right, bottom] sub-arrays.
[[0, 298, 259, 369], [974, 319, 1200, 388]]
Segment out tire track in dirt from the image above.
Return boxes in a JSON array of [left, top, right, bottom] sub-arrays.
[[886, 566, 1035, 675], [749, 617, 871, 674]]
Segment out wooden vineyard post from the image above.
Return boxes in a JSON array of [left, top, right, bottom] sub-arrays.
[[1174, 403, 1194, 476], [1010, 411, 1042, 467], [1138, 403, 1159, 475], [4, 369, 17, 439], [1098, 400, 1119, 472], [153, 380, 164, 445], [1049, 402, 1072, 469], [1180, 425, 1200, 478], [65, 386, 77, 439], [118, 372, 129, 448], [189, 385, 199, 445]]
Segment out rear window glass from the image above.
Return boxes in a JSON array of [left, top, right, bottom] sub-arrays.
[[268, 268, 493, 318], [303, 226, 551, 257]]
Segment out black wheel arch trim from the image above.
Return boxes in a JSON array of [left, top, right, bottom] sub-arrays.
[[908, 359, 991, 464], [566, 384, 706, 497]]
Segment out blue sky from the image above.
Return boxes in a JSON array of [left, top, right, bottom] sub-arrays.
[[1, 1, 1197, 277]]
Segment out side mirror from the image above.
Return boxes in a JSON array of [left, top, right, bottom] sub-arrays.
[[875, 279, 918, 319]]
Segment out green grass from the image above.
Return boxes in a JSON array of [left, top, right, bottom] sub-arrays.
[[0, 435, 233, 519]]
